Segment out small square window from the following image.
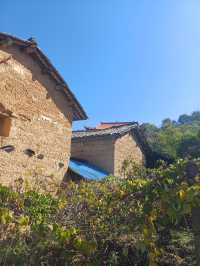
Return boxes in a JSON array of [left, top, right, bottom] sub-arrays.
[[0, 113, 12, 137]]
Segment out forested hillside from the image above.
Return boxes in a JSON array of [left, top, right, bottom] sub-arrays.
[[142, 111, 200, 163]]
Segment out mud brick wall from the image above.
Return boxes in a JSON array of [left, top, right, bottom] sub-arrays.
[[0, 45, 72, 186], [71, 133, 145, 178], [114, 133, 145, 176], [71, 137, 115, 174]]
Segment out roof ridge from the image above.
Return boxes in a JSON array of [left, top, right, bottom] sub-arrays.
[[72, 123, 139, 140], [73, 122, 138, 134], [99, 121, 136, 124]]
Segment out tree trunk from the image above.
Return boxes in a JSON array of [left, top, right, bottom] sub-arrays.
[[192, 206, 200, 265]]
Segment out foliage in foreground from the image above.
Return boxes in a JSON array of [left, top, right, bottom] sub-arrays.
[[0, 158, 200, 266]]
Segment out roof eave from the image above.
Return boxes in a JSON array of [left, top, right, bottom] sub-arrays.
[[72, 134, 115, 141], [0, 32, 87, 121]]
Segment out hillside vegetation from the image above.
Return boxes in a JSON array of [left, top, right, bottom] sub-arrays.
[[142, 111, 200, 162], [1, 111, 200, 266]]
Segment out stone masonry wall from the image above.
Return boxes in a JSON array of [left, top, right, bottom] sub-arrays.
[[0, 45, 72, 186], [114, 133, 145, 177], [71, 137, 115, 174]]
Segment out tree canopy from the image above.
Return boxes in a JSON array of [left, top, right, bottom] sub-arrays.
[[142, 111, 200, 164]]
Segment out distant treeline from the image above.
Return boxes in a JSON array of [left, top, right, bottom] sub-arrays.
[[141, 111, 200, 164]]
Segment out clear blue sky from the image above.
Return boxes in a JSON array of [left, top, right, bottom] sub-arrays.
[[1, 1, 200, 129]]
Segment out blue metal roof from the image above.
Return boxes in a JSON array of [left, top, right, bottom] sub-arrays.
[[69, 159, 109, 180]]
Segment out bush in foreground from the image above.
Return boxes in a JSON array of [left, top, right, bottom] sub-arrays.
[[0, 158, 200, 265]]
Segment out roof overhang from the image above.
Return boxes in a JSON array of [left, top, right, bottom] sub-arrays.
[[72, 123, 138, 140], [0, 32, 87, 121], [69, 158, 109, 180]]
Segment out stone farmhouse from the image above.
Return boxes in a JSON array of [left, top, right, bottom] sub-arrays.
[[69, 122, 151, 179], [0, 32, 87, 186]]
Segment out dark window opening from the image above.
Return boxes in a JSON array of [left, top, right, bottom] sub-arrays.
[[59, 162, 64, 168], [0, 113, 12, 137], [0, 145, 15, 153], [37, 154, 44, 160], [24, 149, 35, 157]]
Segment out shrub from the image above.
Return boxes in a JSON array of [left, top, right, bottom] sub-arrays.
[[0, 158, 200, 265]]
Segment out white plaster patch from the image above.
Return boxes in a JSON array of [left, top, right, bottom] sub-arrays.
[[32, 96, 37, 102], [11, 63, 26, 76], [40, 115, 53, 122]]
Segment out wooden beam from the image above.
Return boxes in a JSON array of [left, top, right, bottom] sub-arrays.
[[0, 38, 13, 48], [24, 45, 37, 54], [41, 67, 53, 75], [55, 83, 65, 91], [192, 206, 200, 264], [21, 44, 37, 54]]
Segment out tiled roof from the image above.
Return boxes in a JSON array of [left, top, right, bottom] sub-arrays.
[[96, 122, 133, 129], [72, 123, 139, 139]]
